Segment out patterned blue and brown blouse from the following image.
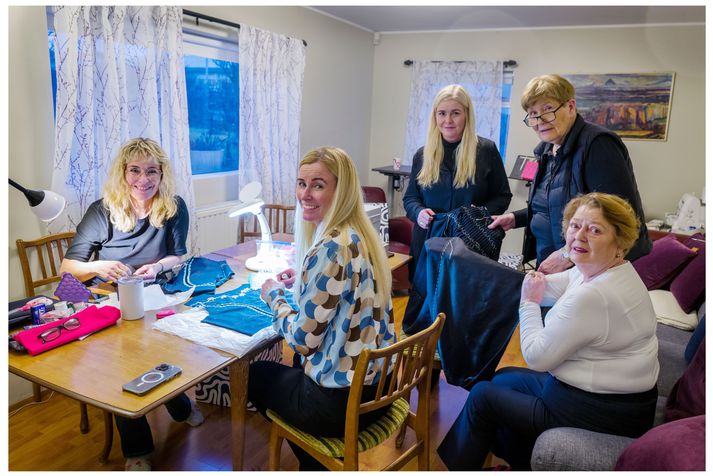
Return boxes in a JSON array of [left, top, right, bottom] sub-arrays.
[[266, 227, 395, 388]]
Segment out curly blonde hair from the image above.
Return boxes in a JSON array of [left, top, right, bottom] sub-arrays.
[[294, 147, 391, 307], [418, 84, 479, 188], [102, 138, 178, 232]]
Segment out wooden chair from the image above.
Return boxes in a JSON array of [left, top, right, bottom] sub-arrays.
[[267, 313, 446, 471], [15, 232, 113, 461], [237, 203, 295, 243]]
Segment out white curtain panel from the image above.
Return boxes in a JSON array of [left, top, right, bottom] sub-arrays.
[[402, 60, 504, 166], [49, 6, 197, 252], [238, 25, 306, 205]]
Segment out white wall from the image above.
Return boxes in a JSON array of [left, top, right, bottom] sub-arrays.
[[368, 24, 705, 254]]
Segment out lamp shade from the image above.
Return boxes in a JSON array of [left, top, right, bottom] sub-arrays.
[[9, 179, 66, 222]]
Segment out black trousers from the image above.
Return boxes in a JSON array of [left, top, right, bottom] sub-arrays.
[[437, 367, 657, 470], [114, 393, 191, 458], [248, 358, 388, 470]]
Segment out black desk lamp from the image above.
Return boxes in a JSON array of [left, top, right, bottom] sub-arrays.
[[9, 179, 66, 222]]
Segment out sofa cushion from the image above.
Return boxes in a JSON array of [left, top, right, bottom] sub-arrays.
[[649, 290, 698, 331], [655, 322, 692, 397], [665, 338, 705, 422], [530, 427, 634, 471], [613, 415, 705, 471], [670, 248, 705, 313], [632, 235, 696, 289]]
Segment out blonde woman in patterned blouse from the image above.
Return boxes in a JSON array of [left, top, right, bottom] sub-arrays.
[[248, 146, 395, 470]]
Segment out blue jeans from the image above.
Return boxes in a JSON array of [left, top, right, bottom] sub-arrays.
[[437, 367, 657, 470], [114, 393, 191, 457]]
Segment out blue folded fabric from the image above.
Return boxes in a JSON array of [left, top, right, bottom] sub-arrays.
[[188, 284, 296, 336], [162, 257, 234, 295]]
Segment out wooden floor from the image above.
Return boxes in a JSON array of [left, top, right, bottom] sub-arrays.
[[8, 295, 525, 471]]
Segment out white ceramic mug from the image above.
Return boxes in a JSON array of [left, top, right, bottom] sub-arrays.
[[118, 276, 145, 320]]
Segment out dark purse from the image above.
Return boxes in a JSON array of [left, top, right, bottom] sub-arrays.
[[444, 206, 505, 260]]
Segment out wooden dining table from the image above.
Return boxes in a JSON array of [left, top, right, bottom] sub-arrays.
[[8, 236, 412, 470]]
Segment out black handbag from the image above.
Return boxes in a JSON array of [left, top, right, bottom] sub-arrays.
[[444, 206, 505, 260]]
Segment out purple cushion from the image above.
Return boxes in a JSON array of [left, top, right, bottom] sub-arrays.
[[632, 235, 696, 289], [666, 339, 705, 422], [670, 248, 706, 313], [614, 415, 705, 470], [684, 233, 706, 252]]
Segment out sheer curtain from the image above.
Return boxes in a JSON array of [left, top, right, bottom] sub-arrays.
[[238, 25, 306, 204], [402, 60, 504, 166], [48, 6, 196, 251]]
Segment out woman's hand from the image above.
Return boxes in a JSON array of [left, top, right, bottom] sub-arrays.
[[538, 248, 574, 275], [488, 212, 515, 231], [134, 262, 163, 281], [276, 268, 297, 288], [92, 260, 132, 281], [521, 270, 546, 305], [417, 208, 435, 229], [261, 278, 285, 301]]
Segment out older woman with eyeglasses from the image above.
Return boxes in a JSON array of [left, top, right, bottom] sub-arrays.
[[60, 137, 197, 471], [489, 74, 651, 273]]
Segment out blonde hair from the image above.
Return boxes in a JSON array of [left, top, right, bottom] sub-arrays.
[[521, 74, 575, 111], [562, 193, 640, 254], [418, 84, 479, 188], [102, 138, 178, 232], [294, 147, 391, 306]]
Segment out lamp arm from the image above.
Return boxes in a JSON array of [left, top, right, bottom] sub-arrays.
[[256, 211, 273, 242], [9, 178, 45, 207]]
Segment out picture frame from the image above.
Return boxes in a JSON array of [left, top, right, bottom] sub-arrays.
[[563, 72, 675, 141]]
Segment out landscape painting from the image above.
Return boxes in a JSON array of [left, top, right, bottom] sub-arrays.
[[564, 73, 675, 140]]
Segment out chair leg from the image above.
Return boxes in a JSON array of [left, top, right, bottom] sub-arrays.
[[98, 411, 114, 464], [79, 402, 90, 433], [32, 383, 42, 402], [268, 425, 283, 471]]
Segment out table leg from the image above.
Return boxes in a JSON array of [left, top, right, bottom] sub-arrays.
[[387, 176, 396, 212], [99, 410, 114, 463], [229, 360, 249, 470]]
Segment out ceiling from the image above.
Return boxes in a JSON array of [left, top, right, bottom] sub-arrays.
[[308, 6, 704, 33]]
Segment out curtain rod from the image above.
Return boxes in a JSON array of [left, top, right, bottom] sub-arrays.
[[182, 9, 308, 47], [403, 59, 517, 68]]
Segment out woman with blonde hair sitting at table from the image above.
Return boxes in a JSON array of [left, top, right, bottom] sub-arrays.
[[249, 146, 395, 470]]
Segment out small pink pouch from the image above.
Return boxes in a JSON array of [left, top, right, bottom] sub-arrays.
[[13, 305, 120, 356], [521, 161, 538, 181]]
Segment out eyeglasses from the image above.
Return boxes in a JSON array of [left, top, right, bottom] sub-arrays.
[[37, 318, 81, 344], [126, 167, 162, 180], [523, 102, 567, 127]]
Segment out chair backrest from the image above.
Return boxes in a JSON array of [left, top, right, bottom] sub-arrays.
[[16, 231, 76, 298], [343, 312, 446, 469], [237, 204, 296, 244], [361, 186, 387, 203]]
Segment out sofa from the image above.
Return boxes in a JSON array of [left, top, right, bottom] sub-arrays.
[[531, 232, 706, 471]]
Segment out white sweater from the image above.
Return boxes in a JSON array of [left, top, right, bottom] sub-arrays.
[[519, 262, 659, 394]]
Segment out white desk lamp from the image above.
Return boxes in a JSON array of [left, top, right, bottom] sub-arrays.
[[228, 182, 288, 272], [9, 179, 66, 221]]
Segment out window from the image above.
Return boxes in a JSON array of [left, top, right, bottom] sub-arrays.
[[46, 12, 240, 176], [499, 69, 514, 159]]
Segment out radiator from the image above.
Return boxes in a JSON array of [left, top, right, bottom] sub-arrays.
[[194, 200, 242, 255]]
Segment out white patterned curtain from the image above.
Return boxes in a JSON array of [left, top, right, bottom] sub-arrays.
[[49, 6, 197, 252], [238, 25, 306, 204], [403, 61, 503, 166]]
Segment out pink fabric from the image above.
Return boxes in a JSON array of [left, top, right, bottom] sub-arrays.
[[13, 305, 120, 356], [632, 235, 696, 289]]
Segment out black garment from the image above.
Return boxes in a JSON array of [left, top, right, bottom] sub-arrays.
[[65, 196, 189, 269], [248, 359, 390, 470], [115, 393, 191, 457], [403, 237, 522, 389], [403, 137, 512, 277], [513, 115, 651, 264], [437, 368, 658, 470]]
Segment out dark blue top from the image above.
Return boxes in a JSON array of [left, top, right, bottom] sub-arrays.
[[65, 196, 189, 268]]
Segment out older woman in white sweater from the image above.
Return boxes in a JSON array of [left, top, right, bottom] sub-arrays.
[[438, 192, 659, 470]]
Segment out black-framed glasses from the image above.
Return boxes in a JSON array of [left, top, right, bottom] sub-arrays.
[[37, 317, 81, 344], [126, 166, 162, 180], [523, 102, 567, 127]]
